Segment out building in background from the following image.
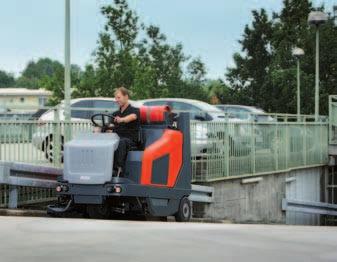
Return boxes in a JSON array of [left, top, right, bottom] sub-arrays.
[[0, 88, 51, 112]]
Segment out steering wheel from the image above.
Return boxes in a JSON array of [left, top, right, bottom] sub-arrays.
[[91, 113, 115, 132]]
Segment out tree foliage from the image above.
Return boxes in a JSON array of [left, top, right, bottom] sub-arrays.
[[226, 0, 337, 115], [87, 0, 206, 100], [0, 70, 15, 88]]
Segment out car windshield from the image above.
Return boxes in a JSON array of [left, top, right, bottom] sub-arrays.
[[192, 101, 224, 113]]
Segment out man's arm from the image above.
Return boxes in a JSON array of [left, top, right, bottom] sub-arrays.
[[115, 113, 137, 124]]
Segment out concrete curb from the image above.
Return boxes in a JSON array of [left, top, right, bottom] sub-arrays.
[[0, 209, 47, 217]]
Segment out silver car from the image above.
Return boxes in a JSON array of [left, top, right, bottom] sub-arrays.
[[138, 98, 249, 157]]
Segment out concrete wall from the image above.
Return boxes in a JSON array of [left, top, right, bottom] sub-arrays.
[[194, 166, 326, 225]]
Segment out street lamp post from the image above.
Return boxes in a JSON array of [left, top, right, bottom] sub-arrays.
[[308, 11, 328, 121], [64, 0, 71, 121], [292, 47, 304, 120], [64, 0, 71, 140]]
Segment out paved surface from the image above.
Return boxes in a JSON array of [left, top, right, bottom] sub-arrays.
[[0, 217, 336, 262]]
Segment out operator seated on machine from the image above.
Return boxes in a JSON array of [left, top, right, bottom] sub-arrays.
[[94, 87, 140, 177]]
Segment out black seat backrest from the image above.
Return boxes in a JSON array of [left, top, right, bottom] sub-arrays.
[[138, 106, 172, 149]]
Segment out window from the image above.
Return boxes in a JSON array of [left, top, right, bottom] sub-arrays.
[[39, 97, 47, 106], [71, 100, 93, 119], [20, 97, 25, 103], [93, 100, 119, 115], [171, 102, 207, 120], [143, 100, 170, 107], [227, 107, 250, 120]]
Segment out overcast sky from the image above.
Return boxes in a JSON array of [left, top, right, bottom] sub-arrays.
[[0, 0, 334, 79]]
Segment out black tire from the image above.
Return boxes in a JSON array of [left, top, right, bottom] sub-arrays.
[[86, 204, 112, 219], [175, 197, 191, 222], [44, 134, 64, 163]]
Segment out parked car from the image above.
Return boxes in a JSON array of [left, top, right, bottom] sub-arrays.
[[32, 97, 125, 162], [138, 98, 250, 157], [216, 104, 274, 122]]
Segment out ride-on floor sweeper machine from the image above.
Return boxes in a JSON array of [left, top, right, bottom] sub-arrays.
[[48, 106, 192, 222]]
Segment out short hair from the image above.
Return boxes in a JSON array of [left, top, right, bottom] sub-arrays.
[[114, 87, 130, 97]]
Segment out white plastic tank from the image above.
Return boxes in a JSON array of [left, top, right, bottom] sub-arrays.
[[63, 133, 120, 184]]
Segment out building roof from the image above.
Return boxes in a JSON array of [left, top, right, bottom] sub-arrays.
[[0, 88, 52, 96]]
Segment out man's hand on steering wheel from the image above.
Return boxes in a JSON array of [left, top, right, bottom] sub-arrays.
[[91, 113, 115, 133]]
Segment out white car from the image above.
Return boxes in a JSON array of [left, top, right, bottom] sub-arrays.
[[32, 97, 122, 162]]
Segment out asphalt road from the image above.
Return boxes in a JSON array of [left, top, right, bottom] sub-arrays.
[[0, 217, 336, 262]]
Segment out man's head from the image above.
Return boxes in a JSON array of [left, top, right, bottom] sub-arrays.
[[114, 87, 130, 107]]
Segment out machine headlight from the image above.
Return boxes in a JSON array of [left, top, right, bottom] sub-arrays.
[[56, 185, 62, 192]]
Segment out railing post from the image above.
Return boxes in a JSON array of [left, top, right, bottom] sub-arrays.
[[251, 121, 256, 174], [303, 119, 307, 166], [320, 120, 323, 163], [224, 115, 230, 178], [274, 122, 279, 171], [329, 95, 332, 144], [8, 185, 18, 209], [53, 106, 61, 167], [285, 116, 289, 169]]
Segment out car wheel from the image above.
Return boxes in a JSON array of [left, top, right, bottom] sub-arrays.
[[44, 134, 64, 163]]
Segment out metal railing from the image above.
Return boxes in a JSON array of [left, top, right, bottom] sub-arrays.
[[191, 115, 328, 182], [329, 95, 337, 145], [0, 105, 330, 206]]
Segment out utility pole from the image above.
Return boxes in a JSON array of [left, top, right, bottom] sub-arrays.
[[292, 47, 304, 119], [64, 0, 71, 123], [308, 11, 328, 121], [64, 0, 71, 142]]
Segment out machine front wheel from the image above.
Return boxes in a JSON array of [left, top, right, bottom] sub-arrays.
[[175, 197, 191, 222]]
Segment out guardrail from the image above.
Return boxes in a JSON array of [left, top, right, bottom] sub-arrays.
[[282, 198, 337, 216], [0, 162, 61, 208]]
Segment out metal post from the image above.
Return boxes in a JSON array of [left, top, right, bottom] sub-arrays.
[[297, 59, 301, 120], [8, 185, 18, 209], [64, 0, 71, 140], [251, 122, 256, 174], [314, 28, 320, 121], [225, 115, 230, 178]]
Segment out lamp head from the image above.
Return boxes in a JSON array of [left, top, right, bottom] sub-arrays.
[[292, 47, 305, 58], [308, 11, 328, 26]]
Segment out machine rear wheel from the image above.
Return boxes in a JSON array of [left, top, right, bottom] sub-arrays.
[[175, 197, 191, 222], [87, 204, 111, 219]]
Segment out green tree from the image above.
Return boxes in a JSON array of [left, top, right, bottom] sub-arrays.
[[39, 64, 81, 105], [206, 80, 233, 105], [16, 58, 63, 89], [226, 9, 273, 110], [226, 0, 337, 115], [0, 70, 15, 88], [94, 0, 139, 96], [93, 0, 206, 101]]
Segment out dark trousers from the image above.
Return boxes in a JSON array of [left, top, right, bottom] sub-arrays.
[[114, 137, 136, 170]]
